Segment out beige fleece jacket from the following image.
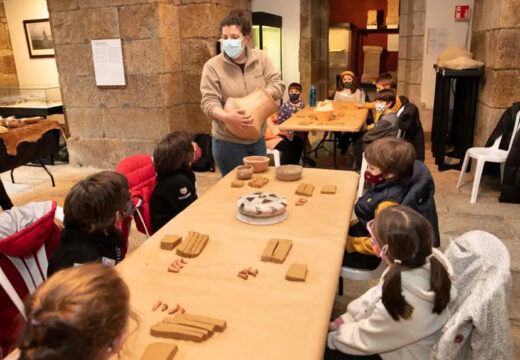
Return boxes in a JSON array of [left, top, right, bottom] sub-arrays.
[[200, 48, 285, 145]]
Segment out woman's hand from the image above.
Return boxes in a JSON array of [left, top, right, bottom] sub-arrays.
[[224, 109, 254, 129]]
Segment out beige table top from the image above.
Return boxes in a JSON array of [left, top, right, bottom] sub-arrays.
[[279, 102, 369, 132], [117, 167, 359, 360]]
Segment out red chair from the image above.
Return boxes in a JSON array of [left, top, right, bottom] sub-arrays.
[[116, 155, 156, 245], [0, 201, 61, 355]]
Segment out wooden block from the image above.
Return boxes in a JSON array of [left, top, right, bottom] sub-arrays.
[[248, 176, 269, 189], [178, 313, 227, 331], [231, 180, 245, 188], [163, 316, 216, 333], [272, 239, 293, 263], [151, 322, 208, 342], [295, 183, 306, 195], [177, 232, 196, 257], [186, 232, 201, 257], [190, 234, 209, 257], [285, 264, 308, 282], [261, 238, 279, 262], [321, 185, 337, 194], [141, 342, 178, 360], [160, 235, 182, 250], [303, 184, 314, 197]]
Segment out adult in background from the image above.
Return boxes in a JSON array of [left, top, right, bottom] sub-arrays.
[[200, 10, 285, 177]]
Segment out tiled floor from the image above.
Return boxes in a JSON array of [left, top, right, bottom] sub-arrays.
[[2, 140, 519, 353]]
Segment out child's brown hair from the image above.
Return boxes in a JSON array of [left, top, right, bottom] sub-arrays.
[[64, 171, 130, 234], [19, 264, 136, 360], [365, 138, 415, 182], [374, 89, 396, 104], [375, 72, 394, 88], [373, 205, 451, 321], [337, 70, 359, 94], [153, 131, 194, 176]]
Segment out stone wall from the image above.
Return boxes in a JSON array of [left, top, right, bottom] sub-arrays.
[[299, 0, 328, 103], [471, 0, 520, 147], [0, 0, 18, 86], [47, 0, 250, 167], [396, 0, 425, 106]]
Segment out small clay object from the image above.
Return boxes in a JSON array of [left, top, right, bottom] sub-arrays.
[[238, 272, 248, 280], [296, 183, 314, 197], [178, 305, 186, 314], [236, 165, 254, 180], [174, 259, 184, 268], [286, 264, 308, 282], [160, 235, 182, 250], [161, 303, 168, 312], [275, 165, 303, 181], [247, 267, 258, 277], [261, 239, 292, 263], [321, 185, 337, 194], [168, 266, 180, 273], [181, 259, 187, 264], [231, 180, 245, 188], [140, 342, 178, 360], [152, 300, 162, 312], [168, 305, 179, 315], [248, 176, 269, 189]]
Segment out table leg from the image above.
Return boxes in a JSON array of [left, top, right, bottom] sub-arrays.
[[38, 160, 55, 187], [10, 169, 15, 184], [333, 132, 338, 169], [0, 178, 13, 210], [302, 132, 308, 167]]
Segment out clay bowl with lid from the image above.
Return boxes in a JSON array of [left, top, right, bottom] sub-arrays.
[[275, 165, 303, 181], [243, 156, 270, 173], [236, 165, 254, 180]]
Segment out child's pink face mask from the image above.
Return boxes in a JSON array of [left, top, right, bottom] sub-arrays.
[[367, 219, 388, 258], [193, 142, 201, 162]]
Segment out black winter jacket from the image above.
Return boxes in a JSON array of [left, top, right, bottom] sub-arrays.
[[397, 96, 425, 161], [484, 102, 520, 203], [48, 228, 123, 277], [150, 167, 197, 233]]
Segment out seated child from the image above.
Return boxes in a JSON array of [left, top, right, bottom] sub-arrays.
[[344, 138, 439, 270], [150, 131, 197, 233], [20, 263, 135, 359], [362, 89, 399, 147], [277, 82, 305, 124], [333, 70, 366, 103], [327, 205, 454, 360], [265, 114, 305, 165], [47, 171, 130, 276]]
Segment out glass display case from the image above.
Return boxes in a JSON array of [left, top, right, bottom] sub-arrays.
[[0, 86, 63, 117]]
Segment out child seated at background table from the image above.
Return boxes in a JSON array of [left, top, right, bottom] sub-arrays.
[[47, 171, 130, 276], [361, 89, 400, 148], [333, 70, 366, 104], [150, 131, 198, 233], [20, 264, 135, 360], [277, 82, 305, 124], [344, 138, 439, 270], [265, 114, 305, 165], [326, 205, 454, 360]]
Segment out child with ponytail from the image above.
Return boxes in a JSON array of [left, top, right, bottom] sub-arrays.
[[19, 264, 136, 360], [326, 205, 455, 360]]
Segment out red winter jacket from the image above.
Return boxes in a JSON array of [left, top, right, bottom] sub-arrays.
[[116, 155, 156, 242], [0, 201, 61, 355]]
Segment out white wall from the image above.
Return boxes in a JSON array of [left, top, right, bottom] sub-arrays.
[[251, 0, 300, 100], [420, 0, 474, 108], [3, 0, 59, 87]]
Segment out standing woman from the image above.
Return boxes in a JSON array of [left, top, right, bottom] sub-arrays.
[[200, 10, 285, 176]]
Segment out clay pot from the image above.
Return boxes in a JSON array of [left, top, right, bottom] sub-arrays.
[[314, 101, 333, 122], [243, 156, 270, 173], [236, 165, 254, 180], [223, 87, 279, 140], [275, 165, 303, 181]]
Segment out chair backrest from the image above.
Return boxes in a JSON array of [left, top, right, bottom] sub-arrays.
[[116, 155, 156, 237], [433, 231, 513, 360], [507, 110, 520, 152], [0, 201, 61, 355]]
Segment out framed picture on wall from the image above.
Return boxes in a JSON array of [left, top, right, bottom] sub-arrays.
[[23, 19, 55, 58]]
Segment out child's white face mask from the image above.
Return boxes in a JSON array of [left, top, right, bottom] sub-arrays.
[[375, 103, 387, 113]]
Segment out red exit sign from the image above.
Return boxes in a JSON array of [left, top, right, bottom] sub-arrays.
[[455, 5, 471, 21]]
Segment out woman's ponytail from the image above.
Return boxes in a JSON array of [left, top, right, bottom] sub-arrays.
[[382, 261, 414, 321], [429, 256, 451, 314]]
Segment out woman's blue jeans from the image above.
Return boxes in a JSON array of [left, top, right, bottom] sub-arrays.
[[212, 137, 267, 177]]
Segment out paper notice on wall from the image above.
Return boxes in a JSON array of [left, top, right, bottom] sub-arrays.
[[427, 27, 448, 54], [91, 39, 126, 86], [387, 34, 399, 52]]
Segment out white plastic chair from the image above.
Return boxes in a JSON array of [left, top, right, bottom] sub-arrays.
[[267, 148, 281, 167], [340, 258, 387, 281], [456, 110, 520, 203]]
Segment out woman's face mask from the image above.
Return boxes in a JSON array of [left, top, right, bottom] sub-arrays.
[[222, 38, 244, 59]]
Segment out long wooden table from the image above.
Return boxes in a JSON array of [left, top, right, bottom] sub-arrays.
[[279, 102, 369, 168], [117, 167, 358, 360]]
